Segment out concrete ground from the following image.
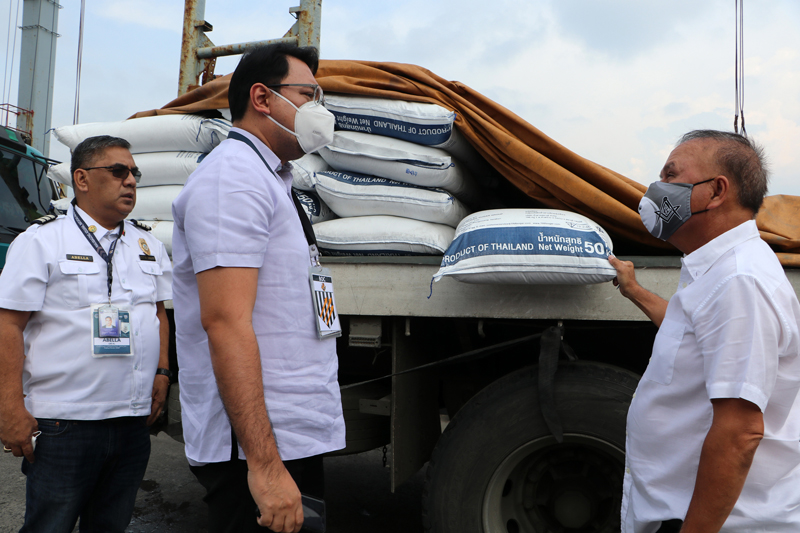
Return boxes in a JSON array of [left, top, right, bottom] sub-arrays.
[[0, 433, 425, 533]]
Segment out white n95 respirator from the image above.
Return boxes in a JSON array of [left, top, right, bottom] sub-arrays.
[[265, 90, 335, 154]]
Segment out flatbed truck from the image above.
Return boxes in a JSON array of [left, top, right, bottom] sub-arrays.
[[166, 253, 800, 532]]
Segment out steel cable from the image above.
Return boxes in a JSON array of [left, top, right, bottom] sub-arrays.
[[2, 0, 14, 106], [734, 0, 746, 137], [73, 0, 86, 124], [3, 0, 22, 107]]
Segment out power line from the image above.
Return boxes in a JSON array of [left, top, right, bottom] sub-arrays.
[[44, 0, 60, 135], [3, 0, 15, 104], [74, 0, 86, 124], [27, 0, 43, 112], [734, 0, 746, 137], [3, 0, 22, 106]]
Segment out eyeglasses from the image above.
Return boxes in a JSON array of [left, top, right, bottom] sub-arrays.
[[81, 164, 141, 183], [267, 83, 324, 105]]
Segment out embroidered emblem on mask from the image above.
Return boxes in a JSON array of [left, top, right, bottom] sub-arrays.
[[655, 197, 682, 222]]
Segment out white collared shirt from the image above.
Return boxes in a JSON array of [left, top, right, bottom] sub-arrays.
[[171, 127, 345, 465], [0, 204, 173, 419], [622, 220, 800, 532]]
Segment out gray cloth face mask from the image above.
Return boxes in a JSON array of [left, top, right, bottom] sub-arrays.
[[638, 178, 713, 240]]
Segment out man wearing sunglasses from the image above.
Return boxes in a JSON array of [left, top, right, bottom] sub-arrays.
[[172, 43, 342, 533], [0, 135, 173, 532]]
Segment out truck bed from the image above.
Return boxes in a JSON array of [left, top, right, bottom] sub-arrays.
[[325, 256, 800, 322]]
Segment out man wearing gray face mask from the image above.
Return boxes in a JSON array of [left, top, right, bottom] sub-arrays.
[[171, 43, 344, 533], [608, 130, 800, 533]]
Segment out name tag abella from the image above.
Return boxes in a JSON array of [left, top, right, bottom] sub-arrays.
[[72, 207, 134, 357]]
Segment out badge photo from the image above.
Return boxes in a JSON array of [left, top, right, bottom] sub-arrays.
[[98, 307, 120, 338], [91, 304, 133, 357]]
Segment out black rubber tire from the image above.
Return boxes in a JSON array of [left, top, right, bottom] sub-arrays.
[[422, 362, 639, 533]]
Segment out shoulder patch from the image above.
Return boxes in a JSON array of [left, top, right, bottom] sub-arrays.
[[129, 219, 152, 231], [31, 214, 58, 226]]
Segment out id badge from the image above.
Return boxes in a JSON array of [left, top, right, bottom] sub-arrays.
[[91, 304, 133, 357], [309, 266, 342, 339]]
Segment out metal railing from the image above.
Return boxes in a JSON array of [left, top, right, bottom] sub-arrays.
[[0, 103, 33, 144], [177, 0, 322, 96]]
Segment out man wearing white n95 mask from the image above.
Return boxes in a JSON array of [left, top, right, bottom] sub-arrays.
[[609, 130, 800, 533], [171, 43, 344, 533]]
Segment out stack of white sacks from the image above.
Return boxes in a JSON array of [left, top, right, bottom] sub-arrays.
[[308, 96, 616, 284], [295, 94, 485, 256], [46, 99, 616, 286], [47, 96, 484, 258], [47, 114, 231, 257]]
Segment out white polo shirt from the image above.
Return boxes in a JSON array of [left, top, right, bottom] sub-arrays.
[[171, 127, 345, 465], [0, 204, 173, 420], [622, 220, 800, 532]]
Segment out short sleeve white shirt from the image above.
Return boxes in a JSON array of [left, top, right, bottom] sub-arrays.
[[0, 204, 173, 420], [622, 220, 800, 532], [171, 127, 345, 464]]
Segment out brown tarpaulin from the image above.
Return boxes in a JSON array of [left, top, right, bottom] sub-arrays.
[[132, 60, 800, 266]]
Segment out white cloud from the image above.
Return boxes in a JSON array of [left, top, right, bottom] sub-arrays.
[[95, 1, 184, 33], [2, 0, 799, 196]]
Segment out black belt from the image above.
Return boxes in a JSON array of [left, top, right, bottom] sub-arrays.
[[37, 416, 147, 425]]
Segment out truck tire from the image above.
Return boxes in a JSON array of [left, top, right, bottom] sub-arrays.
[[422, 362, 639, 533]]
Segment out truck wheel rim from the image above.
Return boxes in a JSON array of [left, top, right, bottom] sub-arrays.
[[481, 434, 624, 533]]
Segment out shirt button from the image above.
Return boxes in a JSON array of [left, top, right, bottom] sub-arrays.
[[122, 278, 126, 283], [632, 393, 636, 399], [626, 467, 631, 474]]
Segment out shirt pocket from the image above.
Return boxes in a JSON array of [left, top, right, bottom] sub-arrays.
[[58, 260, 102, 308], [642, 319, 685, 385], [133, 261, 164, 303]]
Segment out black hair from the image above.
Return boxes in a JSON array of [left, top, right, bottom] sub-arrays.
[[677, 130, 769, 214], [228, 43, 319, 123], [70, 135, 131, 188]]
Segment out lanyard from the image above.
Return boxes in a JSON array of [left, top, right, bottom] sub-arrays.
[[227, 131, 318, 251], [73, 205, 124, 304]]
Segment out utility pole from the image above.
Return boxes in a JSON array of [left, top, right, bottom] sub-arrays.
[[177, 0, 322, 96], [16, 0, 61, 157]]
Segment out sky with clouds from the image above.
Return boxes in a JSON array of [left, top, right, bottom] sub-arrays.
[[2, 0, 799, 196]]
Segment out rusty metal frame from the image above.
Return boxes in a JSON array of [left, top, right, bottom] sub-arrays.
[[0, 104, 34, 142], [178, 0, 322, 96]]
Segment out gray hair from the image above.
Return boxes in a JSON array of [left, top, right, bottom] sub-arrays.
[[677, 130, 769, 214], [70, 135, 132, 188]]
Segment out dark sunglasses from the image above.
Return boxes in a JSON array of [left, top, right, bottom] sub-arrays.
[[81, 164, 141, 183]]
